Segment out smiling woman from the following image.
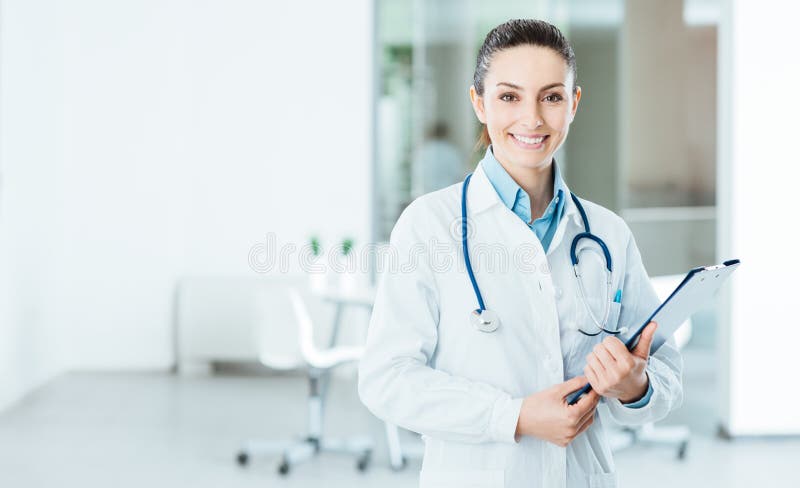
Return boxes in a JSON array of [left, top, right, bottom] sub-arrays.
[[359, 18, 683, 488]]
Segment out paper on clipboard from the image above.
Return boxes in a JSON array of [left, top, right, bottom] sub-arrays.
[[622, 259, 741, 355]]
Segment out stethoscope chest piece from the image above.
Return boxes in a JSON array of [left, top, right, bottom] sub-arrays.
[[470, 309, 500, 333]]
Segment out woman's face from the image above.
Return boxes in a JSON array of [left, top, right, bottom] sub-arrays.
[[469, 44, 581, 171]]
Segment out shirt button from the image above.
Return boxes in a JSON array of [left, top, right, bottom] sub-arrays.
[[554, 287, 563, 299]]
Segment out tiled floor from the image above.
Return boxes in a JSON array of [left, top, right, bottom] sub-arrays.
[[0, 348, 797, 487]]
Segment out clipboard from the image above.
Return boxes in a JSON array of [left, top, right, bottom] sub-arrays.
[[567, 259, 741, 406]]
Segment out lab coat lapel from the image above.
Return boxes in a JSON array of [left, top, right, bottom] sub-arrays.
[[466, 164, 545, 303], [468, 164, 565, 376], [465, 163, 502, 216], [547, 181, 582, 257]]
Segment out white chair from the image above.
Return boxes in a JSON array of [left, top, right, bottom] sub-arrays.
[[235, 281, 372, 475], [605, 274, 692, 460]]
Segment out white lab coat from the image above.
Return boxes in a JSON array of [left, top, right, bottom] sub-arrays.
[[358, 162, 683, 488]]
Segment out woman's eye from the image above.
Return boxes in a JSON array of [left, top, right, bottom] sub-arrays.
[[499, 93, 518, 102], [543, 94, 564, 103]]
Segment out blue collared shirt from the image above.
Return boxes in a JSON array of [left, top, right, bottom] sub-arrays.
[[480, 146, 567, 253], [480, 146, 653, 409]]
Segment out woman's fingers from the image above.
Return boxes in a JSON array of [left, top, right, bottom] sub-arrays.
[[601, 336, 629, 360], [577, 393, 599, 424], [586, 352, 606, 379], [631, 322, 658, 360], [591, 343, 616, 370], [584, 363, 604, 394], [575, 409, 595, 438], [557, 375, 589, 396]]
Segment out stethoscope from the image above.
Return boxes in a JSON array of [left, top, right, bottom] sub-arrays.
[[462, 172, 626, 336]]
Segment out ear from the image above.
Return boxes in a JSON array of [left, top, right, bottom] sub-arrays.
[[569, 85, 582, 122], [469, 85, 486, 124]]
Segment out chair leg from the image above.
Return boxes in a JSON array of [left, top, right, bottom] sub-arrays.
[[236, 439, 294, 466], [236, 371, 374, 475], [308, 370, 372, 471], [385, 422, 407, 470], [608, 423, 691, 460], [307, 373, 323, 439], [637, 424, 691, 460], [319, 437, 373, 472], [284, 440, 317, 465]]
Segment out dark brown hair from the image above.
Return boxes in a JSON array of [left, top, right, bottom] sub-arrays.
[[473, 19, 578, 150]]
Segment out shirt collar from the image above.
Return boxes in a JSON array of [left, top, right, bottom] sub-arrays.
[[480, 146, 522, 210], [480, 145, 569, 219], [552, 163, 568, 217]]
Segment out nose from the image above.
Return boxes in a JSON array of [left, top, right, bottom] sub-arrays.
[[519, 99, 544, 128]]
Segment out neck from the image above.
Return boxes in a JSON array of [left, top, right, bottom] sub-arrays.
[[500, 158, 555, 221]]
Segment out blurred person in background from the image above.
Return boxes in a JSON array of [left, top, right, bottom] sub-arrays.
[[411, 120, 465, 197]]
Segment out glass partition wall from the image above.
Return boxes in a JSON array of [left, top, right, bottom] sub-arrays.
[[374, 0, 718, 280]]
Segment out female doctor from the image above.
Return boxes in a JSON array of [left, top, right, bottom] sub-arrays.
[[358, 19, 683, 488]]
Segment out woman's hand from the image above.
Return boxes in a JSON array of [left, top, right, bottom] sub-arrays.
[[515, 375, 600, 447], [583, 321, 658, 404]]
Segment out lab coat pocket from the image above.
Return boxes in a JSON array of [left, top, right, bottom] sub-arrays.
[[606, 301, 622, 332], [419, 469, 504, 488]]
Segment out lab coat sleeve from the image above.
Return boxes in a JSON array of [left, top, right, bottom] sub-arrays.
[[358, 203, 522, 444], [603, 229, 684, 426]]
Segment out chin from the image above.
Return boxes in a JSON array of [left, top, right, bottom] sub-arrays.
[[509, 150, 552, 168]]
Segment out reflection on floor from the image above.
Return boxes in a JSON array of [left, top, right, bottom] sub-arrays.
[[0, 347, 797, 488]]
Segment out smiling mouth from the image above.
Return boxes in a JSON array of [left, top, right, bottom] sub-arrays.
[[511, 133, 549, 148]]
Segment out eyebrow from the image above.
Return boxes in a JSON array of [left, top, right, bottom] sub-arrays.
[[496, 82, 565, 92]]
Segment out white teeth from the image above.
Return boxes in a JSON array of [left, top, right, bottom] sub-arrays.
[[513, 134, 545, 144]]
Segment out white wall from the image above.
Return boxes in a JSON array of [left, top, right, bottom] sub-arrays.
[[717, 0, 800, 435], [0, 0, 373, 405], [0, 0, 68, 412]]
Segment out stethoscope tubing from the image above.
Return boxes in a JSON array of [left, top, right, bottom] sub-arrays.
[[461, 172, 620, 336], [461, 173, 487, 313]]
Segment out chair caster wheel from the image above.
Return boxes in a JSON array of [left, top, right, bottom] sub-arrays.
[[356, 450, 372, 472], [236, 451, 249, 466], [677, 441, 688, 460], [390, 456, 408, 471], [278, 459, 290, 476]]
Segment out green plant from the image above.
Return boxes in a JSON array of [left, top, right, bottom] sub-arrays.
[[341, 238, 354, 256], [310, 236, 322, 257]]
